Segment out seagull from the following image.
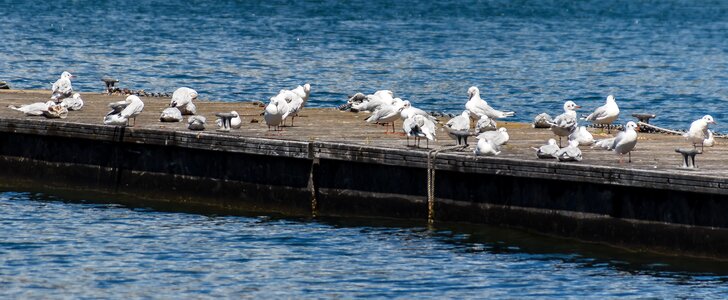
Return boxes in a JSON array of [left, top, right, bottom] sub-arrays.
[[476, 114, 497, 132], [611, 121, 639, 163], [264, 96, 285, 131], [277, 89, 304, 126], [555, 140, 583, 162], [8, 101, 55, 116], [533, 113, 553, 128], [367, 102, 405, 133], [351, 90, 395, 112], [584, 95, 620, 133], [51, 71, 74, 102], [188, 116, 206, 131], [568, 126, 594, 146], [474, 138, 500, 156], [465, 86, 515, 120], [684, 115, 716, 151], [400, 100, 436, 122], [61, 93, 84, 111], [476, 127, 509, 146], [160, 107, 183, 122], [170, 87, 198, 115], [216, 111, 242, 129], [444, 110, 471, 146], [704, 130, 715, 147], [104, 95, 144, 126], [403, 114, 436, 148], [291, 83, 311, 108], [548, 101, 580, 146], [592, 137, 616, 150], [532, 138, 560, 159]]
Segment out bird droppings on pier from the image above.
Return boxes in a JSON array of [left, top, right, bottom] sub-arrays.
[[0, 89, 726, 176]]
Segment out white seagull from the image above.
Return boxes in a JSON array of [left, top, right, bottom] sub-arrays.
[[170, 87, 198, 115], [9, 101, 55, 116], [444, 110, 472, 146], [61, 93, 84, 111], [584, 95, 620, 133], [684, 115, 716, 150], [160, 107, 183, 122], [264, 96, 286, 131], [555, 140, 583, 162], [548, 100, 580, 146], [465, 86, 514, 120], [476, 127, 509, 146], [568, 126, 594, 146], [367, 102, 405, 133], [611, 121, 639, 163], [474, 138, 500, 156], [403, 114, 436, 148], [104, 95, 145, 126], [187, 116, 206, 131], [533, 138, 560, 159], [476, 114, 497, 132], [51, 71, 74, 102]]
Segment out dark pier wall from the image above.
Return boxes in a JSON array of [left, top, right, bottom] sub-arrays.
[[1, 120, 728, 259]]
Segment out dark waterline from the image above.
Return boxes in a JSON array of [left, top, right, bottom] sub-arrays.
[[1, 0, 727, 131], [2, 190, 728, 298]]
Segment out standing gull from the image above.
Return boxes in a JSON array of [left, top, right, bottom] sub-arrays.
[[291, 83, 311, 109], [611, 121, 639, 163], [278, 90, 304, 126], [403, 114, 436, 148], [684, 115, 716, 150], [367, 102, 405, 133], [584, 95, 620, 133], [170, 87, 198, 115], [104, 95, 145, 126], [548, 101, 580, 146], [444, 110, 472, 146], [400, 100, 436, 122], [465, 86, 515, 120], [51, 71, 74, 102], [264, 96, 286, 131]]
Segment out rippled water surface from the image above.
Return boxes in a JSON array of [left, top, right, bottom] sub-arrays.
[[2, 191, 728, 298], [1, 0, 727, 130]]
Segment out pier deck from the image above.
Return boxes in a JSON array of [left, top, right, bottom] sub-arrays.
[[0, 90, 723, 176]]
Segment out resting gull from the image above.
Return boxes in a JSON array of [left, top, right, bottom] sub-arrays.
[[160, 107, 183, 122], [555, 140, 583, 162], [476, 127, 509, 146], [568, 126, 594, 146], [533, 138, 560, 159], [61, 93, 84, 111], [474, 137, 500, 156]]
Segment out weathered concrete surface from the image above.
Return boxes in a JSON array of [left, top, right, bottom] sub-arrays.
[[1, 89, 728, 259]]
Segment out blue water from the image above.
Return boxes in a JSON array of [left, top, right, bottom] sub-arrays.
[[2, 191, 728, 298], [3, 1, 728, 297], [1, 0, 727, 131]]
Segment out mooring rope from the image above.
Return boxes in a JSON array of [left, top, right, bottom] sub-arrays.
[[426, 145, 468, 226]]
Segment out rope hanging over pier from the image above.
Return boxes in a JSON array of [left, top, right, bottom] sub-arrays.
[[426, 145, 467, 226]]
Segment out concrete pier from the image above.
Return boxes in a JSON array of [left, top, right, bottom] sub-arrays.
[[1, 90, 727, 259]]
